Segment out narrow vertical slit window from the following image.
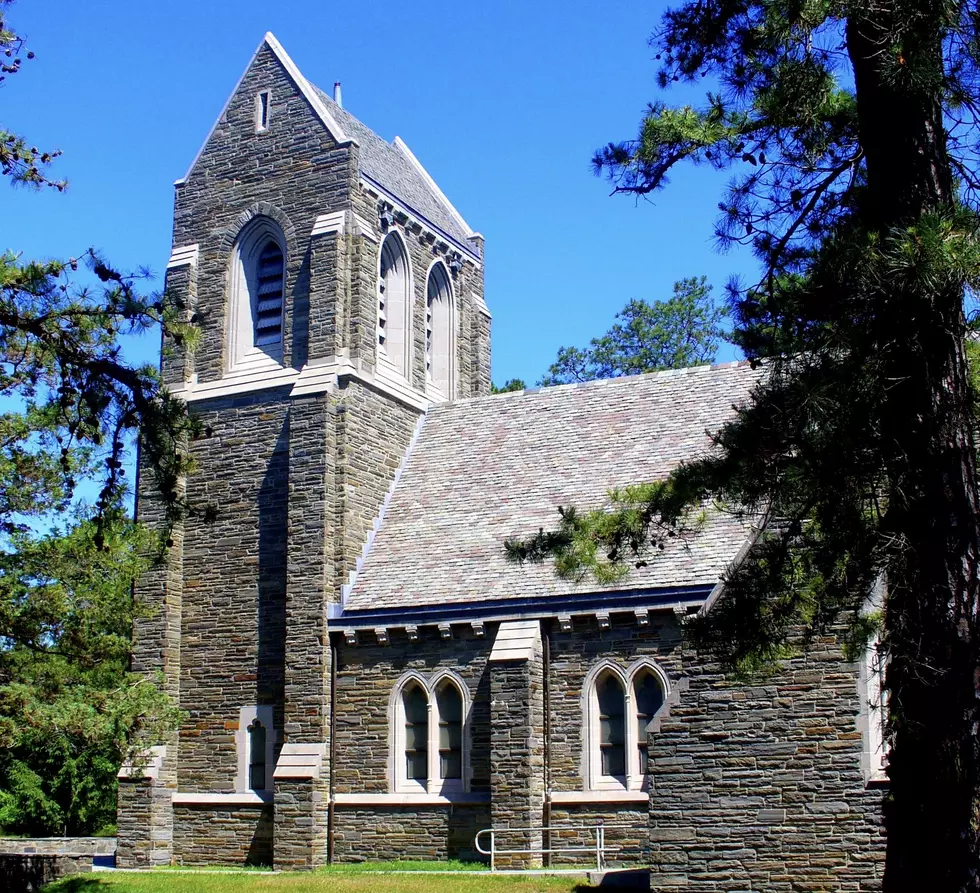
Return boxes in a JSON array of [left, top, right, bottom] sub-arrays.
[[597, 672, 626, 778], [248, 719, 267, 791], [378, 234, 411, 376], [437, 683, 463, 780], [404, 684, 429, 783], [633, 670, 665, 776], [254, 241, 284, 348], [256, 90, 270, 132], [425, 262, 453, 399]]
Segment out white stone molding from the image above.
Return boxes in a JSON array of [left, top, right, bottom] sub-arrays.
[[858, 632, 889, 784], [167, 244, 199, 270], [352, 214, 379, 242], [172, 791, 273, 806], [471, 621, 485, 638], [310, 210, 346, 237], [227, 215, 286, 371], [405, 624, 419, 642], [388, 669, 471, 796], [375, 627, 389, 646], [176, 32, 352, 186], [557, 614, 573, 633], [489, 619, 541, 662], [548, 790, 648, 805], [360, 178, 481, 268], [423, 259, 456, 403], [117, 745, 166, 781], [438, 622, 452, 640], [234, 705, 276, 793], [634, 609, 650, 627], [333, 792, 489, 806], [273, 742, 326, 781], [472, 291, 492, 320], [581, 658, 670, 793]]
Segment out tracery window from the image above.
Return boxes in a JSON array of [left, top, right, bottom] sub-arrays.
[[227, 217, 286, 370], [377, 232, 412, 378], [425, 261, 454, 400], [391, 672, 469, 793], [585, 660, 668, 791]]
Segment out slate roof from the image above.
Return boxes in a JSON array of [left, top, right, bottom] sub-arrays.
[[344, 362, 765, 613], [310, 84, 473, 247]]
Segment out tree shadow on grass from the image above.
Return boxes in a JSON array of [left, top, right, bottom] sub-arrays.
[[43, 877, 113, 892]]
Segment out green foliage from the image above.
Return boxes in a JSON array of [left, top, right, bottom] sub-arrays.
[[539, 277, 723, 386], [490, 378, 526, 394], [511, 2, 980, 884], [0, 1, 192, 835]]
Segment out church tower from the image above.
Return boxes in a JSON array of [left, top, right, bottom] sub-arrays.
[[117, 33, 490, 869]]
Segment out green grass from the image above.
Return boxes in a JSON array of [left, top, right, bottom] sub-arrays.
[[43, 871, 597, 893]]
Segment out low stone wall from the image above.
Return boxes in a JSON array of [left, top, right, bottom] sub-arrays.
[[0, 837, 116, 856], [0, 853, 91, 891], [332, 804, 490, 863], [173, 804, 273, 866], [0, 838, 116, 891], [548, 803, 647, 867]]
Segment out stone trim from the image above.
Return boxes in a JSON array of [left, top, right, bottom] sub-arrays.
[[274, 743, 326, 780], [548, 791, 648, 804], [117, 745, 166, 781], [233, 705, 276, 793], [489, 619, 541, 662], [167, 244, 200, 269], [172, 792, 273, 806], [582, 658, 669, 792], [333, 792, 489, 806], [311, 211, 346, 237], [176, 32, 353, 186]]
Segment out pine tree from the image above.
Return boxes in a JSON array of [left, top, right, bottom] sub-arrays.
[[0, 1, 193, 833], [539, 277, 722, 386], [509, 2, 980, 888]]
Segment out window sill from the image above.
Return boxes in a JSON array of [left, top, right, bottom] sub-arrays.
[[550, 791, 649, 804], [172, 791, 273, 806], [334, 792, 489, 806]]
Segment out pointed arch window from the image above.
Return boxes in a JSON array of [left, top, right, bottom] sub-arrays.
[[377, 233, 412, 378], [391, 673, 470, 794], [403, 683, 429, 784], [586, 660, 668, 791], [425, 262, 454, 400], [228, 217, 286, 371]]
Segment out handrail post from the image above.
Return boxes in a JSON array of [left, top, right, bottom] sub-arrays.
[[490, 829, 495, 872]]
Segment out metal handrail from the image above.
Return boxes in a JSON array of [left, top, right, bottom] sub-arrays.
[[475, 822, 619, 871]]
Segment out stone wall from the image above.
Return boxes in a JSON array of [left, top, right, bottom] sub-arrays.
[[0, 853, 91, 891], [173, 804, 273, 866], [332, 805, 490, 862], [648, 632, 886, 891], [333, 625, 493, 795], [0, 838, 115, 856], [179, 390, 291, 790], [172, 42, 352, 381]]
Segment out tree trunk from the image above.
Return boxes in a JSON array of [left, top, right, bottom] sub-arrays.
[[847, 6, 980, 891]]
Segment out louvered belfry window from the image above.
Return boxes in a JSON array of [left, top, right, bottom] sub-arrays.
[[254, 241, 284, 348]]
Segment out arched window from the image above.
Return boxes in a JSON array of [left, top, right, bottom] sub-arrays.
[[377, 233, 412, 378], [425, 262, 454, 400], [436, 681, 463, 781], [403, 683, 429, 784], [391, 672, 470, 794], [633, 669, 665, 776], [597, 672, 626, 778], [227, 217, 286, 370], [585, 660, 668, 791], [247, 718, 267, 791]]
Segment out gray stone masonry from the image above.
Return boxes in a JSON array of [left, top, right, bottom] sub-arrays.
[[333, 805, 490, 862], [489, 634, 546, 869], [648, 630, 885, 891], [174, 805, 272, 867], [116, 776, 173, 868], [274, 777, 325, 870], [0, 853, 91, 891]]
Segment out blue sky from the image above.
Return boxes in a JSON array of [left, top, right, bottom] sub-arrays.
[[4, 0, 757, 386]]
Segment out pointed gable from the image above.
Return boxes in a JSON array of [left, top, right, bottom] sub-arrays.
[[177, 32, 353, 187]]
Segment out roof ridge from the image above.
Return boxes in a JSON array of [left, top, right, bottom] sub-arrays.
[[436, 360, 754, 411]]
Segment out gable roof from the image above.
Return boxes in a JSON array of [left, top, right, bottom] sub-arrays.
[[179, 33, 474, 249], [343, 362, 765, 615], [178, 33, 352, 186], [308, 84, 474, 247]]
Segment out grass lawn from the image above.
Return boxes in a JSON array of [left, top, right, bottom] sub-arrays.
[[43, 867, 600, 893]]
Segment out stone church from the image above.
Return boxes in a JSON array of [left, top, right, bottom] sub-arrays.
[[117, 33, 887, 890]]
